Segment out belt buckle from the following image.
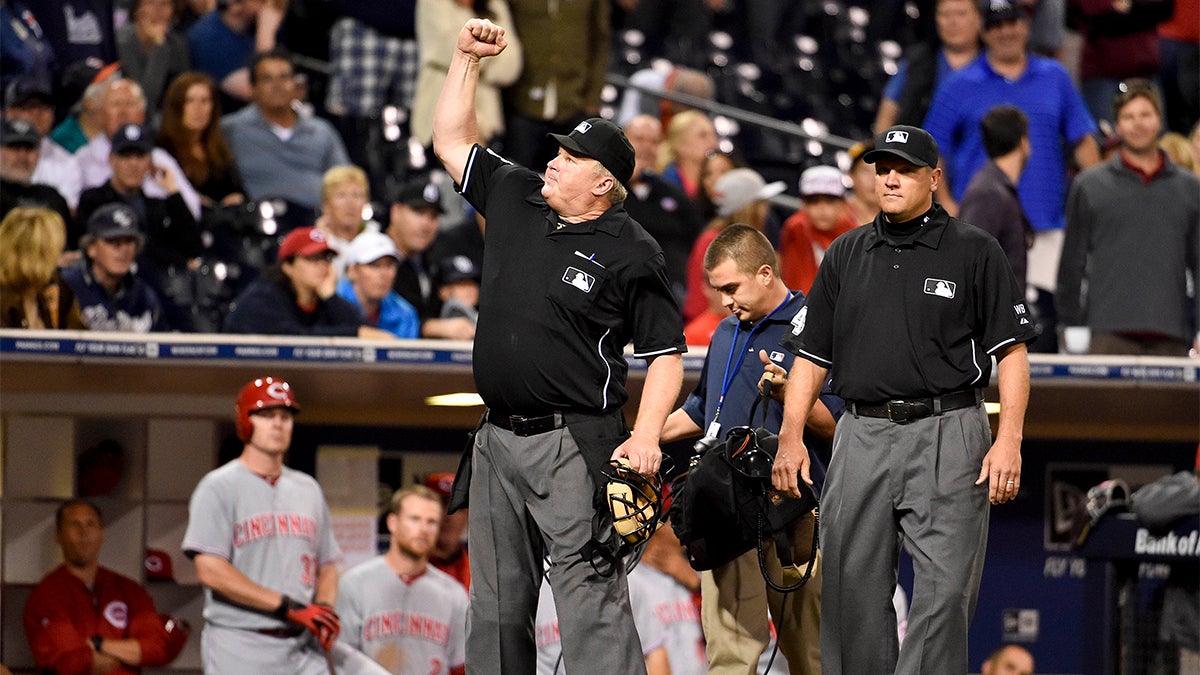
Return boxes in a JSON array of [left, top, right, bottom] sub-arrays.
[[886, 401, 912, 423], [509, 415, 531, 435]]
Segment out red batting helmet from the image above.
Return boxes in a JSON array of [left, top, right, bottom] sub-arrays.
[[235, 376, 300, 441]]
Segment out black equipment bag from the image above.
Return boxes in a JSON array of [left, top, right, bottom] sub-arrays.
[[668, 383, 818, 581]]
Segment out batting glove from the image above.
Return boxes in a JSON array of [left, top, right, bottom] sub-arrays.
[[277, 596, 341, 650]]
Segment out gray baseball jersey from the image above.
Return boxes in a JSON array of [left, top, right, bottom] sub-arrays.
[[337, 557, 467, 674], [535, 575, 662, 674], [182, 460, 342, 629], [627, 566, 706, 674]]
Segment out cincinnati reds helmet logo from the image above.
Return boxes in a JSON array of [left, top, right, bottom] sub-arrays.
[[266, 381, 290, 401]]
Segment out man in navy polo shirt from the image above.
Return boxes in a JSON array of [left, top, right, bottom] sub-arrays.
[[923, 0, 1099, 351], [432, 18, 686, 675], [774, 124, 1035, 674], [660, 224, 841, 674]]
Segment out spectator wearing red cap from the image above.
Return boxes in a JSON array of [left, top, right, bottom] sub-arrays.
[[223, 225, 397, 339]]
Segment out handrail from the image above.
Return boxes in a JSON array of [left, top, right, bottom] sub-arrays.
[[606, 72, 859, 151]]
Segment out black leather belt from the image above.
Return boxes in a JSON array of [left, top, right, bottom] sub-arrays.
[[848, 389, 982, 423], [255, 626, 305, 638], [487, 410, 567, 437]]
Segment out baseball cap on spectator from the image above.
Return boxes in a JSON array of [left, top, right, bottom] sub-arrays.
[[111, 123, 154, 155], [57, 58, 112, 108], [391, 178, 444, 213], [437, 255, 481, 286], [548, 117, 636, 185], [86, 203, 145, 242], [863, 125, 940, 169], [712, 168, 786, 217], [278, 226, 332, 261], [346, 230, 401, 266], [799, 166, 847, 198], [981, 0, 1026, 27], [1, 118, 41, 147], [5, 76, 53, 108]]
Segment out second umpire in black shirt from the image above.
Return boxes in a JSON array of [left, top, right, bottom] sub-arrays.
[[773, 124, 1036, 674], [432, 19, 686, 675]]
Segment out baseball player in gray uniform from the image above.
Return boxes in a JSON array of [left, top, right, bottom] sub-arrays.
[[182, 376, 388, 675], [337, 486, 468, 675], [535, 574, 667, 675], [627, 564, 706, 674]]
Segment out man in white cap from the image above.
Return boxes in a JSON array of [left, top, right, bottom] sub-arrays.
[[336, 230, 421, 339], [779, 165, 860, 294]]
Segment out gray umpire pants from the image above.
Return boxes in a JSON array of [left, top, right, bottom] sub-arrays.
[[465, 421, 646, 675], [820, 405, 992, 675]]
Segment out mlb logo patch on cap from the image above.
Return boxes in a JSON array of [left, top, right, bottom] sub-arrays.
[[885, 130, 909, 144]]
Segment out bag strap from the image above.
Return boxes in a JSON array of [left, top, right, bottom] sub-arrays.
[[756, 505, 820, 593], [745, 379, 773, 429]]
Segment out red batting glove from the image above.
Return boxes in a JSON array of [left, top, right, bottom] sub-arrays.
[[278, 597, 341, 651]]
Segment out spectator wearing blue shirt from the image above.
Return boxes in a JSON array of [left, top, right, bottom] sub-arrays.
[[336, 230, 420, 339], [186, 0, 284, 109], [874, 0, 983, 133], [923, 0, 1100, 351], [64, 203, 168, 332]]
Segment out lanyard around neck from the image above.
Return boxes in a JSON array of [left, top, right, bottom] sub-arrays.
[[709, 293, 792, 435]]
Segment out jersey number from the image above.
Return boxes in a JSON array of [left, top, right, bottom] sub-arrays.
[[300, 554, 317, 586]]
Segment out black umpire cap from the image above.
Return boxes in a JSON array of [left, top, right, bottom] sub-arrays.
[[548, 118, 635, 186], [863, 125, 940, 169]]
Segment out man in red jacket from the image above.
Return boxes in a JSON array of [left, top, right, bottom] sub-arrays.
[[24, 499, 176, 674]]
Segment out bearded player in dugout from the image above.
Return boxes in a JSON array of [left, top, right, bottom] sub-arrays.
[[434, 17, 685, 675]]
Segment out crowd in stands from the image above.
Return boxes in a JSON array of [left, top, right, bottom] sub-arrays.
[[1, 0, 1197, 356]]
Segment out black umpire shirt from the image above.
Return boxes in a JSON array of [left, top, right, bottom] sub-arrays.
[[458, 145, 687, 414], [782, 204, 1036, 402]]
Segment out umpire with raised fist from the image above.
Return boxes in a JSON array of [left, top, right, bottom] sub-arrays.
[[432, 17, 686, 675], [773, 124, 1036, 674]]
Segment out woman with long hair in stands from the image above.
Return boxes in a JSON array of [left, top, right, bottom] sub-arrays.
[[0, 207, 85, 329], [657, 110, 719, 202], [157, 71, 244, 208]]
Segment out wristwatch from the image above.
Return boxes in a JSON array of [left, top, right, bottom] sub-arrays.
[[91, 634, 103, 652]]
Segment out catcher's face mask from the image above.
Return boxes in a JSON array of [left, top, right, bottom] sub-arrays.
[[602, 459, 663, 547]]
